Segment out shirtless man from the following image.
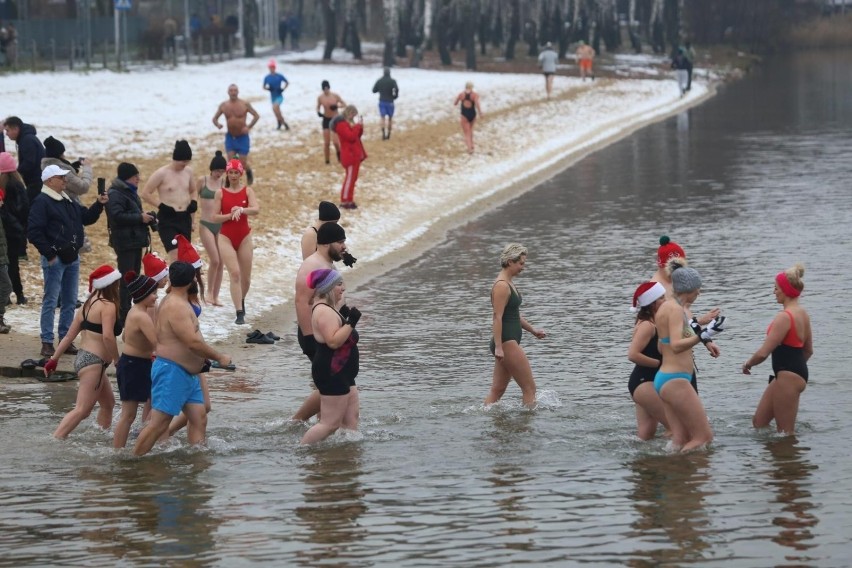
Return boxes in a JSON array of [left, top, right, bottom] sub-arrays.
[[140, 140, 197, 261], [212, 84, 260, 184], [300, 201, 340, 259], [292, 222, 348, 421], [575, 40, 596, 81], [316, 80, 346, 165], [133, 261, 231, 456]]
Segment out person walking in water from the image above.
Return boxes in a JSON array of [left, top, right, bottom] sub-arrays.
[[485, 243, 546, 409], [453, 82, 482, 155], [372, 67, 399, 140], [198, 151, 226, 306], [212, 84, 260, 184], [575, 40, 596, 81], [743, 264, 812, 434], [538, 41, 559, 98], [317, 80, 346, 165], [335, 105, 367, 209], [263, 59, 290, 131]]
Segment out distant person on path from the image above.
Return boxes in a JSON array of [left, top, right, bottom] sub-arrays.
[[278, 14, 289, 48], [653, 260, 723, 452], [213, 159, 259, 325], [317, 80, 346, 165], [575, 40, 596, 81], [627, 281, 670, 440], [335, 105, 367, 209], [300, 269, 361, 445], [45, 265, 122, 439], [0, 152, 30, 305], [132, 261, 232, 456], [484, 243, 546, 409], [212, 84, 260, 183], [140, 140, 197, 261], [112, 270, 159, 448], [198, 151, 227, 306], [288, 13, 301, 50], [538, 41, 559, 98], [372, 67, 399, 140], [28, 165, 108, 358], [301, 201, 340, 259], [3, 116, 45, 202], [106, 161, 156, 324], [683, 41, 696, 91], [453, 82, 482, 154], [263, 60, 290, 131], [671, 47, 689, 96], [743, 264, 812, 435]]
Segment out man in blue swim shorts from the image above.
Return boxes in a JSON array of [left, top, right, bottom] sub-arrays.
[[372, 67, 399, 140], [212, 84, 260, 184], [263, 59, 290, 131], [133, 261, 232, 456]]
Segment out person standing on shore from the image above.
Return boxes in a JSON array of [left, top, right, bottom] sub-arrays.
[[198, 151, 226, 306], [0, 204, 12, 333], [743, 264, 812, 434], [317, 80, 346, 165], [140, 140, 197, 261], [335, 105, 367, 209], [41, 136, 93, 206], [212, 84, 260, 184], [453, 82, 482, 155], [538, 42, 558, 98], [372, 67, 399, 140], [485, 244, 546, 409], [263, 60, 290, 131], [671, 47, 690, 96], [0, 152, 29, 305], [3, 116, 45, 202], [301, 201, 340, 259], [575, 40, 596, 81]]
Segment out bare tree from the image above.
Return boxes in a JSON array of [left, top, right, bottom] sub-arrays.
[[461, 0, 479, 69], [383, 0, 398, 66], [342, 0, 362, 59], [323, 0, 338, 60], [504, 0, 521, 59], [436, 0, 452, 65]]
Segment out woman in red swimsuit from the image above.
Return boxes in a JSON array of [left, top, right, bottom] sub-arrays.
[[743, 263, 813, 434], [213, 159, 260, 325]]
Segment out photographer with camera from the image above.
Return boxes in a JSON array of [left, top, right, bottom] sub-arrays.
[[105, 162, 156, 324]]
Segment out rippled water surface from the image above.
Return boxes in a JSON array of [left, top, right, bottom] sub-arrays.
[[2, 51, 852, 566]]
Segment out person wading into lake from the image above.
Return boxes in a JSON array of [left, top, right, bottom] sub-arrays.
[[743, 263, 812, 435], [485, 243, 546, 409]]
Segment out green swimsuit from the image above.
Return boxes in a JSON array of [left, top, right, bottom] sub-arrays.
[[489, 280, 523, 355], [199, 178, 221, 235]]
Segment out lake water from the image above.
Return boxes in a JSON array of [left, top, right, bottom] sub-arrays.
[[2, 50, 851, 566]]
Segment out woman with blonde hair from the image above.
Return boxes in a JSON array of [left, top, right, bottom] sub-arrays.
[[485, 243, 546, 409], [334, 105, 367, 209], [743, 264, 812, 434], [453, 81, 482, 154]]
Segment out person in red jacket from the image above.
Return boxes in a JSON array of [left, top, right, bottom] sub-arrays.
[[334, 105, 367, 209]]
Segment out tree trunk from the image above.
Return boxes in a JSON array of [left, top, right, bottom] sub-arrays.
[[436, 0, 452, 65], [383, 0, 397, 66], [323, 0, 337, 60], [343, 0, 362, 59], [504, 0, 520, 60], [243, 0, 257, 57], [462, 0, 478, 70]]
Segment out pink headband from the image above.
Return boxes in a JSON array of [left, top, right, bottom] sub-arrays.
[[775, 272, 801, 298]]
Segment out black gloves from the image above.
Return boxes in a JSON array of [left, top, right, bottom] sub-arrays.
[[342, 252, 357, 268], [345, 307, 362, 328], [339, 304, 351, 319], [317, 111, 324, 118], [186, 199, 198, 214]]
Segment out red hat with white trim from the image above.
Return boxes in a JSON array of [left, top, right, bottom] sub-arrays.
[[631, 281, 666, 312], [89, 264, 122, 292], [172, 234, 203, 269], [142, 252, 169, 282]]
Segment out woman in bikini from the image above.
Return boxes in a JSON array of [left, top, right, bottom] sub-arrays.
[[654, 259, 723, 452], [485, 243, 546, 409], [743, 263, 812, 434], [213, 159, 260, 325], [45, 265, 122, 439], [198, 151, 227, 306], [453, 81, 482, 154]]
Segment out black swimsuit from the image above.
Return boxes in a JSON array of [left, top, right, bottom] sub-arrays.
[[311, 304, 359, 396], [628, 328, 660, 397], [460, 92, 477, 122]]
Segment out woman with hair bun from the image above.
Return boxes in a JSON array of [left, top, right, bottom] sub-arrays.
[[484, 243, 546, 409], [743, 264, 812, 434]]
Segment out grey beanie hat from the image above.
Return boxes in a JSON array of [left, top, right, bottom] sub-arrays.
[[671, 266, 702, 293]]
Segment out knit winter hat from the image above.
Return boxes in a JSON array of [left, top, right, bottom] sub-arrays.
[[0, 152, 16, 173], [671, 265, 702, 293], [316, 222, 346, 245], [172, 140, 192, 161], [209, 150, 227, 171], [318, 201, 341, 221], [268, 58, 277, 69], [631, 281, 666, 312], [226, 158, 244, 174], [307, 268, 342, 296], [172, 234, 203, 268], [89, 264, 121, 292], [117, 162, 139, 181], [43, 136, 66, 159], [321, 80, 330, 89], [657, 235, 686, 268], [169, 261, 195, 288], [142, 252, 169, 282], [123, 270, 158, 303]]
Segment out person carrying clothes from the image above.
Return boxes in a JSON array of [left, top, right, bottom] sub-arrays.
[[372, 67, 399, 140], [0, 151, 29, 304], [106, 162, 157, 323], [335, 105, 367, 209], [27, 164, 109, 357], [3, 116, 45, 203]]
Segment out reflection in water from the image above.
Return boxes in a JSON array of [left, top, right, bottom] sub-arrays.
[[294, 443, 368, 566], [626, 452, 711, 565], [764, 437, 818, 554]]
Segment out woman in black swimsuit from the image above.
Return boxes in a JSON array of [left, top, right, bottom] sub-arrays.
[[454, 81, 482, 154], [627, 281, 669, 440], [45, 265, 122, 439]]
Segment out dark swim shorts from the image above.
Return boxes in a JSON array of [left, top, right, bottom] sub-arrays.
[[157, 207, 192, 252], [297, 326, 317, 361], [116, 354, 153, 402]]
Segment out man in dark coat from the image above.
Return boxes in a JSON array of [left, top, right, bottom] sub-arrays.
[[4, 116, 45, 202]]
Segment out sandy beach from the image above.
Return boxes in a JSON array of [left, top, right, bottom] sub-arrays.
[[0, 44, 717, 372]]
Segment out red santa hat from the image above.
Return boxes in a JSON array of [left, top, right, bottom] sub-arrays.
[[226, 158, 245, 174], [142, 252, 169, 282], [631, 281, 666, 312], [172, 234, 203, 269], [88, 264, 122, 292]]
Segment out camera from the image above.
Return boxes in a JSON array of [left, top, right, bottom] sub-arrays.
[[147, 211, 159, 232]]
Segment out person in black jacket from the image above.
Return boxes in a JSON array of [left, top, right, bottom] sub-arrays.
[[0, 151, 29, 304], [27, 164, 108, 357], [3, 116, 45, 202], [106, 162, 156, 322]]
